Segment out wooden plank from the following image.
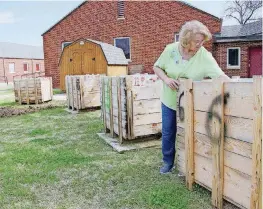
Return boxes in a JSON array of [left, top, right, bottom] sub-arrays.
[[193, 81, 253, 119], [26, 79, 29, 105], [109, 77, 114, 137], [49, 77, 53, 100], [131, 85, 161, 101], [113, 124, 127, 139], [184, 79, 194, 190], [71, 76, 75, 110], [80, 76, 85, 109], [83, 92, 100, 108], [111, 85, 126, 96], [177, 135, 252, 176], [101, 77, 107, 133], [117, 77, 123, 143], [112, 94, 126, 110], [177, 129, 252, 159], [211, 79, 224, 209], [34, 77, 38, 104], [180, 111, 254, 143], [133, 123, 161, 138], [133, 113, 161, 126], [97, 133, 160, 153], [66, 76, 70, 109], [250, 76, 262, 209], [76, 77, 80, 111], [18, 80, 22, 105], [177, 148, 251, 209], [133, 99, 161, 115], [112, 108, 127, 120], [127, 89, 134, 139]]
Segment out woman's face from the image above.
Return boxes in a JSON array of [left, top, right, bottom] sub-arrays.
[[189, 33, 205, 53]]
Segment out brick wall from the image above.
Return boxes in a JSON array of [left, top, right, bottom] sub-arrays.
[[213, 41, 262, 78], [43, 1, 222, 88], [0, 58, 45, 83]]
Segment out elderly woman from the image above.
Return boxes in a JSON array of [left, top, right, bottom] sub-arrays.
[[153, 20, 229, 174]]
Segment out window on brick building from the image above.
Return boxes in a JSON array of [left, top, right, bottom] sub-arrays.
[[117, 0, 124, 19], [114, 37, 131, 60], [174, 33, 179, 42], [36, 63, 40, 72], [227, 47, 240, 69], [23, 63, 29, 73], [9, 63, 15, 73], [62, 42, 72, 50]]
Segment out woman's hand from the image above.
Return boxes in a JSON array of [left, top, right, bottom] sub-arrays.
[[164, 77, 179, 90]]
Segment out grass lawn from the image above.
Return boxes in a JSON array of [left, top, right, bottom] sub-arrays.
[[0, 89, 15, 105], [53, 88, 65, 95], [0, 108, 213, 209]]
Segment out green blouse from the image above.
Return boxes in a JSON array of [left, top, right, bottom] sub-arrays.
[[154, 42, 225, 110]]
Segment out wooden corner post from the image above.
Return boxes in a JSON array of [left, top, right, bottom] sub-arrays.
[[109, 77, 114, 137], [117, 77, 123, 143], [211, 79, 225, 209], [101, 76, 107, 133], [250, 76, 262, 209], [126, 76, 134, 140], [184, 79, 194, 190]]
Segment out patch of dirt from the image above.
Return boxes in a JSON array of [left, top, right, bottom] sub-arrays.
[[0, 101, 66, 117]]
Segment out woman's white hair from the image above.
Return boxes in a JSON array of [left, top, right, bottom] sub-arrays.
[[179, 20, 212, 48]]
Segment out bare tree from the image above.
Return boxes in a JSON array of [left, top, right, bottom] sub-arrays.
[[225, 0, 262, 25]]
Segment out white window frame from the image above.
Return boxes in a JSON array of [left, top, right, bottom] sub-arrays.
[[61, 41, 72, 50], [114, 37, 131, 61], [8, 63, 15, 73], [23, 62, 29, 73], [35, 63, 41, 72], [174, 33, 179, 42], [227, 47, 241, 69]]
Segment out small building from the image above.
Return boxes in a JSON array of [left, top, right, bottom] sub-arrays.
[[0, 42, 45, 83], [213, 19, 262, 78], [59, 39, 128, 90]]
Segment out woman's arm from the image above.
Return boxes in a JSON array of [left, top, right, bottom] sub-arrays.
[[153, 66, 179, 90]]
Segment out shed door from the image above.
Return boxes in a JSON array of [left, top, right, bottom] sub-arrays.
[[249, 47, 262, 77], [72, 51, 82, 75], [82, 49, 96, 74]]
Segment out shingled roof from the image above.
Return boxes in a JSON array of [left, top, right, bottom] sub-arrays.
[[0, 42, 44, 59], [215, 18, 262, 42], [61, 39, 128, 65]]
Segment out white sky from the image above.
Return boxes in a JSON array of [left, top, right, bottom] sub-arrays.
[[0, 0, 262, 46]]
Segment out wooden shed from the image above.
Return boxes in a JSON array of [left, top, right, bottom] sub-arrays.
[[101, 74, 162, 143], [59, 39, 128, 91], [176, 77, 262, 209]]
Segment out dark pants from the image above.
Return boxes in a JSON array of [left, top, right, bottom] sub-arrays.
[[161, 103, 177, 167]]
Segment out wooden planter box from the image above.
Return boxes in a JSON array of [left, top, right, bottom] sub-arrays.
[[65, 75, 101, 111], [101, 74, 162, 143], [176, 77, 262, 209], [14, 77, 53, 104]]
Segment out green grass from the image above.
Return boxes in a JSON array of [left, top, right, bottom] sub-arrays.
[[0, 101, 17, 107], [0, 89, 15, 105], [53, 88, 64, 95], [0, 108, 212, 209]]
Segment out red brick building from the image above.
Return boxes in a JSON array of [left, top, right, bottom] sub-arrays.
[[0, 42, 45, 83], [213, 19, 262, 78], [42, 1, 222, 88]]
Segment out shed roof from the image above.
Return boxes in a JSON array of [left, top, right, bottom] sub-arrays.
[[0, 42, 44, 59], [62, 39, 128, 65]]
